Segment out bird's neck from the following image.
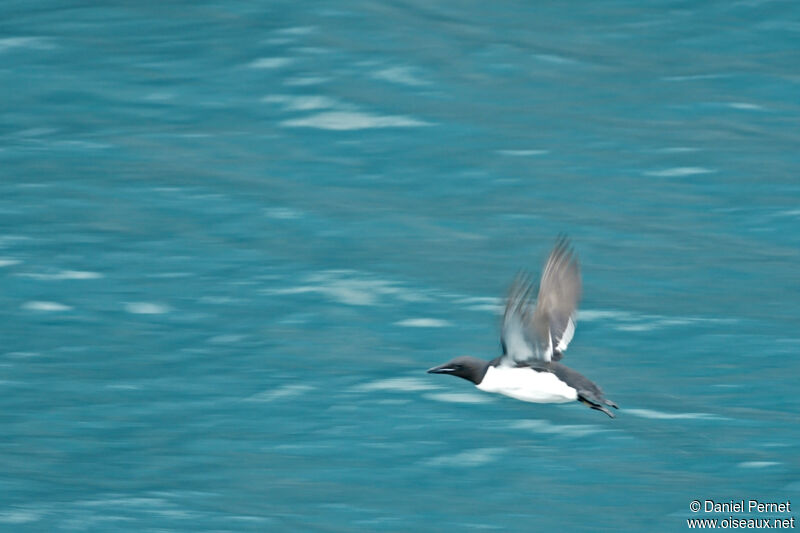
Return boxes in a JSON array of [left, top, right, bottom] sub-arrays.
[[467, 359, 492, 384]]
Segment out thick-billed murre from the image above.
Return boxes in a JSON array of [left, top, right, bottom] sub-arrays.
[[427, 237, 618, 418]]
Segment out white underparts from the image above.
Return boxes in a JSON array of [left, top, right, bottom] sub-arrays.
[[476, 365, 578, 404]]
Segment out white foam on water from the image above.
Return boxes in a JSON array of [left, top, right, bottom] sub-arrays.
[[656, 146, 700, 153], [738, 461, 780, 468], [424, 392, 494, 404], [468, 303, 504, 313], [153, 509, 198, 519], [281, 111, 430, 130], [372, 66, 429, 86], [80, 497, 166, 508], [510, 419, 608, 438], [0, 258, 20, 267], [457, 522, 504, 530], [246, 384, 314, 402], [626, 408, 725, 420], [315, 282, 372, 305], [284, 76, 329, 86], [149, 272, 192, 279], [533, 53, 577, 64], [124, 302, 170, 314], [455, 296, 503, 313], [53, 140, 111, 150], [5, 351, 40, 358], [269, 285, 318, 296], [268, 270, 431, 306], [77, 495, 201, 520], [275, 26, 315, 36], [580, 309, 733, 332], [353, 377, 438, 393], [578, 309, 635, 321], [655, 318, 695, 327], [247, 57, 294, 69], [0, 36, 54, 51], [230, 515, 270, 523], [0, 509, 42, 524], [198, 296, 241, 305], [17, 127, 57, 137], [264, 207, 304, 219], [496, 149, 549, 156], [0, 235, 32, 247], [662, 73, 731, 81], [19, 270, 102, 280], [22, 301, 72, 312], [262, 94, 338, 111], [645, 167, 716, 177], [207, 334, 246, 344], [106, 384, 140, 391], [616, 316, 719, 332], [727, 102, 765, 110], [144, 92, 174, 102], [615, 323, 658, 332], [394, 318, 452, 328], [456, 296, 500, 304], [292, 46, 329, 55], [424, 447, 504, 467]]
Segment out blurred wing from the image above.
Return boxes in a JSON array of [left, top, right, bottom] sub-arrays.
[[534, 237, 581, 357], [500, 238, 582, 366], [501, 274, 552, 365]]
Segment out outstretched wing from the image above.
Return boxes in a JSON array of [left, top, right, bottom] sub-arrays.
[[500, 237, 582, 366]]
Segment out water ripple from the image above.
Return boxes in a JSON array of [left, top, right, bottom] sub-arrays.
[[281, 111, 431, 130]]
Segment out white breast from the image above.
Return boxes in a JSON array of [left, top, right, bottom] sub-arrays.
[[476, 366, 577, 404]]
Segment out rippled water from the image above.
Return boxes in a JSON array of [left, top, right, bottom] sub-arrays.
[[1, 1, 799, 531]]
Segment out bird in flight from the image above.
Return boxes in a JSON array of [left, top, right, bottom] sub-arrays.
[[427, 237, 618, 417]]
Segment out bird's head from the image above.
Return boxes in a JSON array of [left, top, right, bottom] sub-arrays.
[[426, 356, 490, 385]]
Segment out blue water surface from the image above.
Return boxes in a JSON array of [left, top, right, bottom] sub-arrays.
[[1, 1, 799, 531]]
